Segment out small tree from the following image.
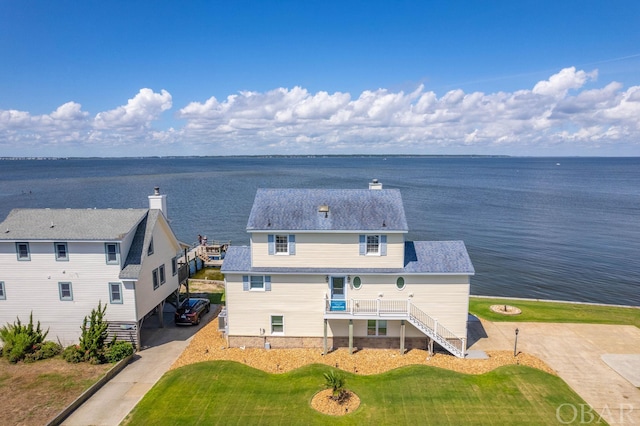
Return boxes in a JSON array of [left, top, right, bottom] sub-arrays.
[[323, 370, 348, 403], [78, 301, 109, 364]]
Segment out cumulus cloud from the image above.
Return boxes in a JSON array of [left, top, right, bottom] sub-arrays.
[[1, 68, 639, 156], [94, 88, 172, 130]]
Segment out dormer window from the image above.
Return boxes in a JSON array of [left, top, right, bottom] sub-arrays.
[[366, 235, 380, 254], [268, 234, 296, 255], [359, 235, 387, 256], [275, 235, 288, 254]]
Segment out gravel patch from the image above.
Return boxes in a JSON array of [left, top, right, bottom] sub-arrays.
[[171, 315, 555, 376]]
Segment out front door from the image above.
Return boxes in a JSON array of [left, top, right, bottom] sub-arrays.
[[330, 277, 346, 311]]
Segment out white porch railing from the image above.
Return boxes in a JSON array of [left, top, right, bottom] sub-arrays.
[[324, 297, 465, 358]]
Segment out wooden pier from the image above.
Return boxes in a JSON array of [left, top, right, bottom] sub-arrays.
[[179, 241, 230, 271]]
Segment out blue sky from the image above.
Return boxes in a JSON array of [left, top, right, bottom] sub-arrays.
[[1, 1, 639, 157]]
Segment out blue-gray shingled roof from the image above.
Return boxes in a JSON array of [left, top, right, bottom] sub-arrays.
[[120, 210, 159, 280], [221, 241, 474, 275], [246, 188, 409, 232], [0, 208, 148, 240]]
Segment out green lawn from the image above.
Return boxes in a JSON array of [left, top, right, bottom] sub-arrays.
[[123, 361, 592, 425], [470, 297, 640, 328]]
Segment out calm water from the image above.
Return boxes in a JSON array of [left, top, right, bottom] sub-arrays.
[[1, 156, 638, 306]]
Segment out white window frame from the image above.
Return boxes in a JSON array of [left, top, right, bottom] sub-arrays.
[[367, 320, 387, 336], [352, 276, 362, 290], [268, 234, 295, 255], [275, 235, 289, 254], [147, 237, 154, 256], [55, 242, 69, 261], [105, 243, 120, 265], [16, 242, 30, 261], [58, 282, 73, 301], [366, 235, 380, 255], [270, 315, 284, 335], [250, 275, 265, 291], [396, 277, 406, 291], [109, 282, 123, 304], [0, 281, 5, 300]]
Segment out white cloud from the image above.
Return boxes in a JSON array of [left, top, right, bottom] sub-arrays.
[[1, 68, 639, 156], [94, 88, 172, 130]]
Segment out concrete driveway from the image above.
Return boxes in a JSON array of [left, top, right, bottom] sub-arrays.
[[61, 306, 219, 426], [469, 319, 640, 425]]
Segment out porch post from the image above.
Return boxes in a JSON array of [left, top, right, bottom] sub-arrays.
[[400, 320, 405, 355], [323, 319, 328, 355], [428, 337, 434, 357], [348, 319, 354, 355], [137, 318, 144, 350], [158, 301, 165, 328]]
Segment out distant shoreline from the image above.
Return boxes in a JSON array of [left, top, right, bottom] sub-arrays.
[[2, 154, 638, 161]]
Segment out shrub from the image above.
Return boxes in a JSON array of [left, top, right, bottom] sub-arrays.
[[77, 301, 109, 364], [0, 313, 49, 363], [62, 345, 84, 363], [105, 340, 134, 363], [24, 341, 62, 363]]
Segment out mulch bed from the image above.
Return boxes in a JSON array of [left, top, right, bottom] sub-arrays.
[[171, 316, 555, 376], [310, 389, 360, 415]]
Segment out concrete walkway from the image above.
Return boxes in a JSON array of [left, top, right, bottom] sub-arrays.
[[61, 308, 217, 426], [469, 320, 640, 425]]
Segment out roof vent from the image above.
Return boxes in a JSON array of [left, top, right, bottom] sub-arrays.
[[4, 228, 9, 233], [369, 179, 383, 190], [318, 204, 330, 218], [50, 221, 55, 228]]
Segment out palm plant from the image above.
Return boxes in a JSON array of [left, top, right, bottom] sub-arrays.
[[323, 370, 348, 402]]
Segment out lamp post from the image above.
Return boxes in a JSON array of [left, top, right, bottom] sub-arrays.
[[514, 328, 519, 357]]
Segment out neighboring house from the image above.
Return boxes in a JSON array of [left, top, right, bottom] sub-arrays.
[[0, 188, 186, 348], [221, 180, 475, 358]]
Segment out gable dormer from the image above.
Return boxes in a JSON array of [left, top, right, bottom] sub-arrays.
[[247, 188, 408, 269]]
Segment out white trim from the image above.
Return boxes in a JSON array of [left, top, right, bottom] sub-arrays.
[[270, 314, 284, 335]]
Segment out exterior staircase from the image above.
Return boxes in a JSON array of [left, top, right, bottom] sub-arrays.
[[406, 304, 465, 358], [324, 298, 466, 358]]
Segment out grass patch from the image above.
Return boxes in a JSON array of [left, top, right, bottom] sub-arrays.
[[123, 361, 590, 425], [191, 267, 224, 281], [470, 297, 640, 327], [0, 357, 111, 425], [205, 292, 225, 304]]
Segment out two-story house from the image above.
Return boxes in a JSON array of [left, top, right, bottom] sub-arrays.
[[0, 188, 185, 348], [221, 181, 474, 358]]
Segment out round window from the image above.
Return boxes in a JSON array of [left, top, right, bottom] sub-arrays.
[[396, 277, 405, 290], [352, 276, 362, 289]]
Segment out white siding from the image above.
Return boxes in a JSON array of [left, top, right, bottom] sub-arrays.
[[251, 232, 405, 268], [0, 240, 136, 346], [225, 272, 469, 339], [134, 217, 181, 320], [226, 274, 329, 337], [0, 214, 183, 346]]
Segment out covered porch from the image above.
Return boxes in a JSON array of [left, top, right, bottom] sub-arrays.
[[323, 297, 466, 358]]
